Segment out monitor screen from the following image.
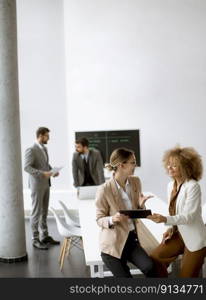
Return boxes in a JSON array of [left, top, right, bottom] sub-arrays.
[[75, 129, 140, 166]]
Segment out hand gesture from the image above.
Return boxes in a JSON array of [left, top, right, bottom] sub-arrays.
[[112, 212, 129, 224], [162, 228, 173, 244], [147, 213, 167, 223], [52, 172, 59, 177], [43, 171, 53, 178], [139, 193, 153, 208]]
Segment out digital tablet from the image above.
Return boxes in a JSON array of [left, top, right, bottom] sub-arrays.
[[119, 209, 152, 219]]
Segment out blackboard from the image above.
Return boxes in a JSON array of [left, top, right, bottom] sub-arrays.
[[75, 130, 140, 166]]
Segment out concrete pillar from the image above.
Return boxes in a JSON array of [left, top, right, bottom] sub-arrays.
[[0, 0, 27, 261]]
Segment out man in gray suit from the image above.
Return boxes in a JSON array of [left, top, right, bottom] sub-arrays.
[[24, 127, 60, 250], [72, 137, 105, 187]]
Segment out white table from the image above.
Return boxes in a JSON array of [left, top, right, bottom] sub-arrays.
[[78, 195, 168, 278], [78, 199, 104, 277], [140, 194, 168, 244]]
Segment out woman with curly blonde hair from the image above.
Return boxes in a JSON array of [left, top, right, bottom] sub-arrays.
[[148, 146, 206, 277]]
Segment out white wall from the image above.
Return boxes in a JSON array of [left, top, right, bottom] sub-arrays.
[[64, 0, 206, 202], [17, 0, 206, 211], [17, 0, 71, 210]]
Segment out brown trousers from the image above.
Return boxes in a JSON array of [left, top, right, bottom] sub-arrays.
[[150, 231, 206, 277]]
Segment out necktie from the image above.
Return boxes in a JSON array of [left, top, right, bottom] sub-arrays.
[[42, 145, 49, 162], [83, 156, 87, 167]]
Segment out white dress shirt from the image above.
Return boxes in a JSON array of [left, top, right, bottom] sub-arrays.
[[110, 178, 135, 231], [36, 142, 48, 161], [81, 152, 89, 162]]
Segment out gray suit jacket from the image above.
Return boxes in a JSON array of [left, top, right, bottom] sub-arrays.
[[72, 148, 105, 187], [24, 143, 52, 190]]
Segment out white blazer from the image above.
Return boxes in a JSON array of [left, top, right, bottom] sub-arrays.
[[165, 179, 206, 252]]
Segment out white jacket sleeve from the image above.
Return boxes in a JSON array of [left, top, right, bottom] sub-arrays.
[[165, 182, 201, 226]]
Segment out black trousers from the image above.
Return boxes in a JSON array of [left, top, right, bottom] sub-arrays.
[[101, 230, 157, 278]]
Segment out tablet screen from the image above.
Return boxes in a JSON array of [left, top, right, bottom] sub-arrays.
[[119, 209, 152, 219]]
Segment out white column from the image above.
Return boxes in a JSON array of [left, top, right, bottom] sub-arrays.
[[0, 0, 27, 261]]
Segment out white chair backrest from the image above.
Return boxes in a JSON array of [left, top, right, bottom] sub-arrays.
[[50, 207, 82, 237], [50, 207, 69, 237], [58, 200, 80, 227], [78, 185, 99, 200]]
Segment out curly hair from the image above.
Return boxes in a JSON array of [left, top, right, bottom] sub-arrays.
[[163, 146, 203, 181]]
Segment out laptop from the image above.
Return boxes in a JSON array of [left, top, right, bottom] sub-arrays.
[[78, 185, 99, 200]]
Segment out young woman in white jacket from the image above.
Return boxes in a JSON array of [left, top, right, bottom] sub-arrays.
[[148, 146, 206, 277]]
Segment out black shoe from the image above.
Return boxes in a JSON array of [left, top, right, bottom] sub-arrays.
[[33, 239, 48, 250], [41, 236, 60, 245]]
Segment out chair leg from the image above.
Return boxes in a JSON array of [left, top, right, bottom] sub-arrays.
[[60, 238, 68, 271], [66, 238, 71, 256], [78, 237, 84, 249], [59, 238, 66, 264], [70, 237, 84, 251], [81, 238, 83, 249]]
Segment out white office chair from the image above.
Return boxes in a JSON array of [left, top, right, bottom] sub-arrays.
[[50, 207, 83, 271], [58, 200, 80, 227]]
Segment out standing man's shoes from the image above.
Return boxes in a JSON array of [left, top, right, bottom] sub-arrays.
[[33, 239, 48, 250], [41, 236, 60, 245]]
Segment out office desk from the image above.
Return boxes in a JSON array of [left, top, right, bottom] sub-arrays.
[[78, 199, 103, 277], [78, 195, 168, 278], [140, 194, 168, 244]]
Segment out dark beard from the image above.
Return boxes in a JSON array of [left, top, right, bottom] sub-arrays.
[[76, 150, 83, 154]]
